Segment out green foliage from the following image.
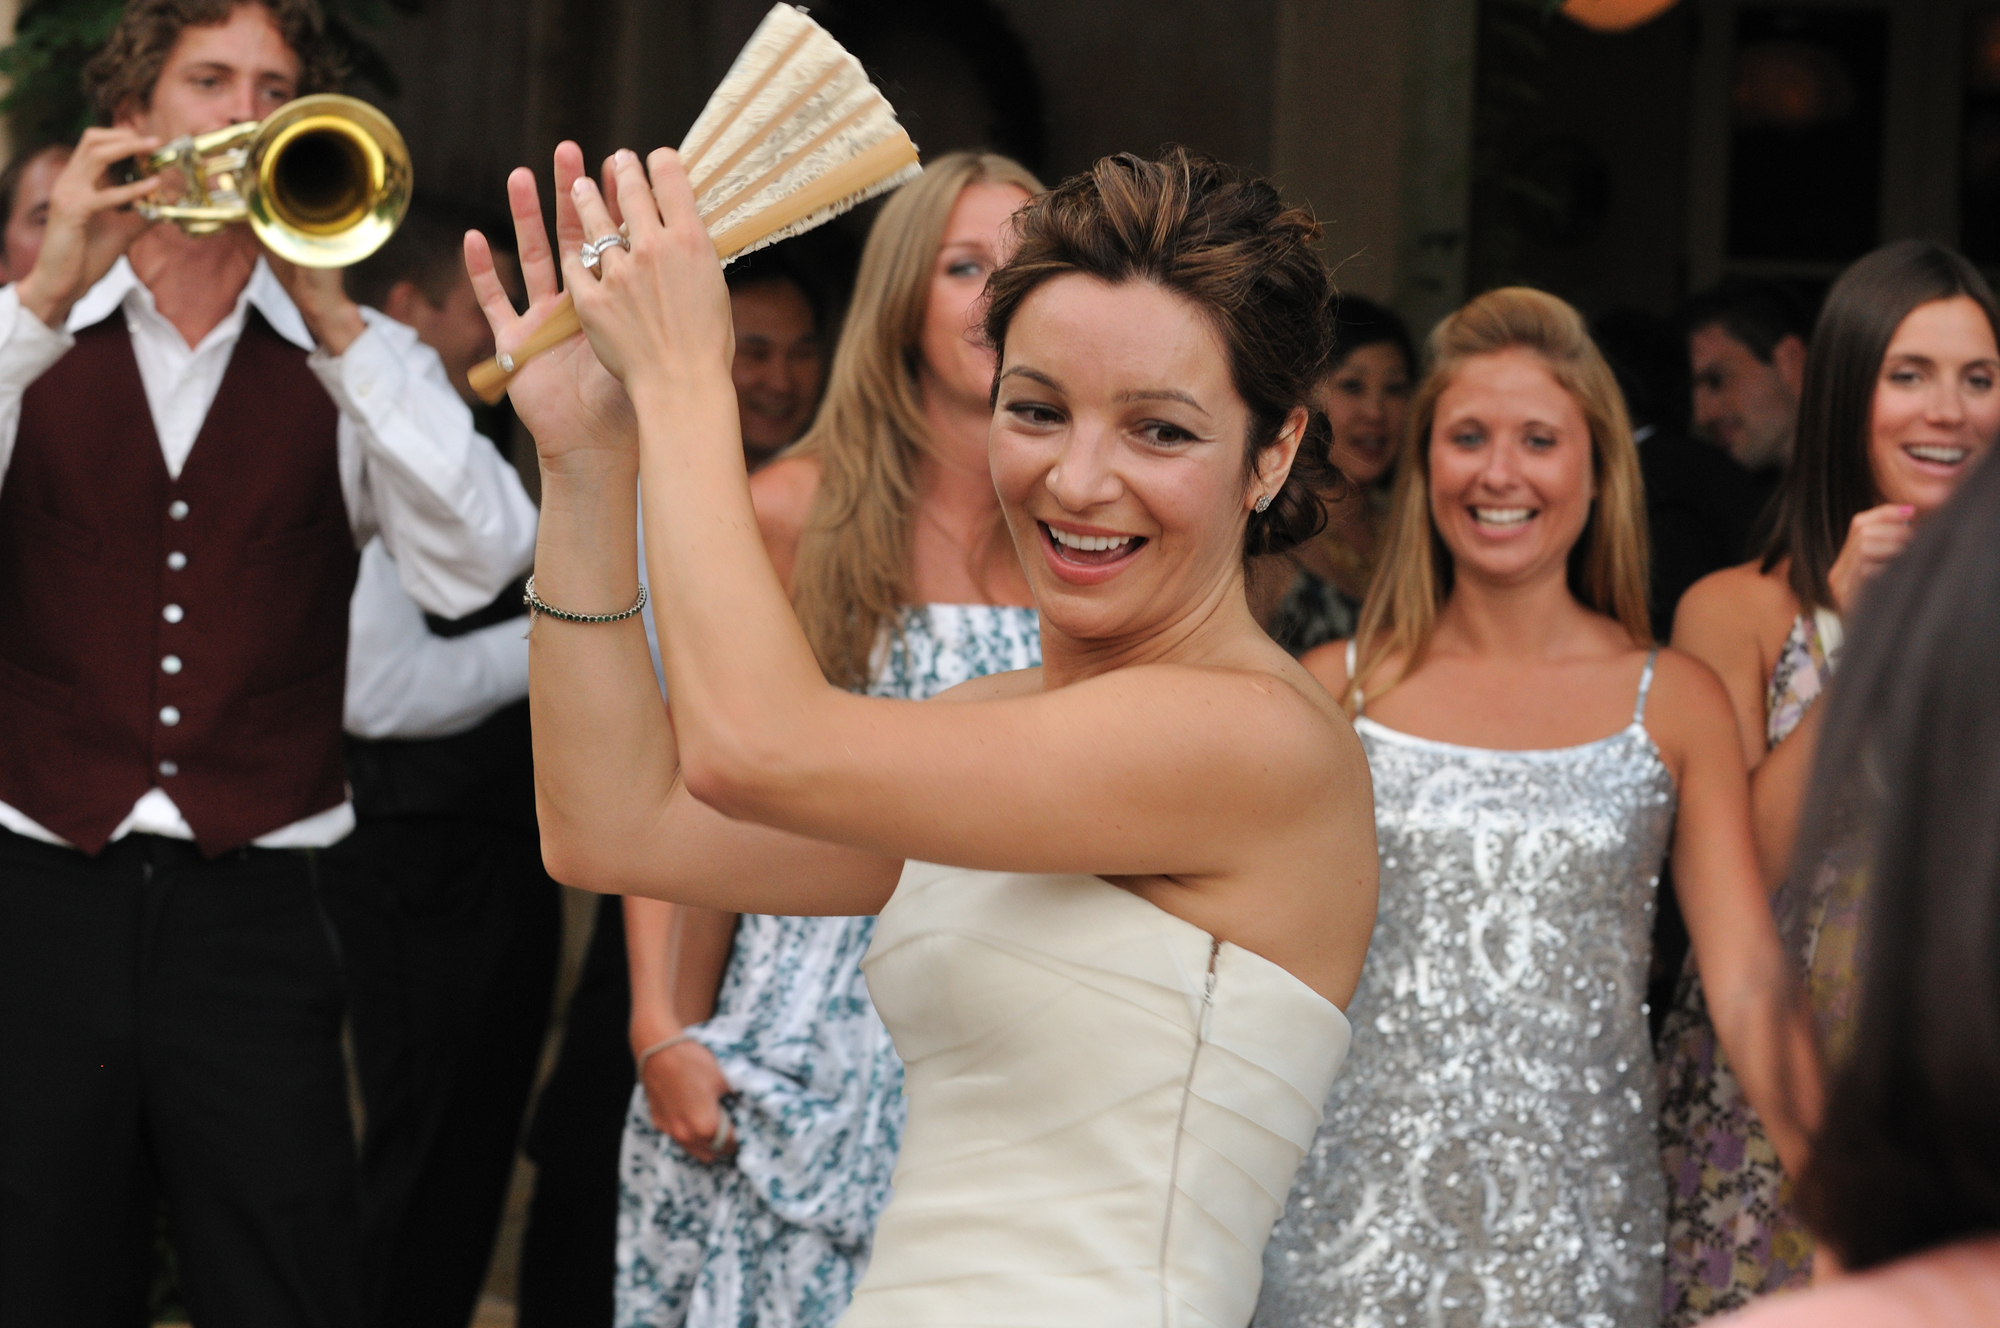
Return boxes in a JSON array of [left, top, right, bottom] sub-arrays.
[[0, 0, 122, 146], [0, 0, 417, 151]]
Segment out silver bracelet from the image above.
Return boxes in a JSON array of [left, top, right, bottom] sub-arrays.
[[636, 1030, 698, 1073], [523, 574, 647, 624]]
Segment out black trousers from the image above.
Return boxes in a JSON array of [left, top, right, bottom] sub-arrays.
[[324, 814, 559, 1328], [516, 893, 633, 1328], [0, 826, 361, 1328]]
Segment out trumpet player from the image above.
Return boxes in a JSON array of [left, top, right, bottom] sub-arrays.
[[0, 2, 535, 1325]]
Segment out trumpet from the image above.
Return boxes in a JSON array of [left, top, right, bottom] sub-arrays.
[[134, 94, 412, 268]]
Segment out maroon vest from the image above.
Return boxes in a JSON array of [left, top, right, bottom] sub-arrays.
[[0, 310, 357, 856]]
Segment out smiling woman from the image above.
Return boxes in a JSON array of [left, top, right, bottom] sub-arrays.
[[1265, 287, 1821, 1328], [1658, 239, 2000, 1323], [477, 141, 1375, 1326]]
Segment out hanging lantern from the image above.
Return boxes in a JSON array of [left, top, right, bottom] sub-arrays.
[[1560, 0, 1681, 33]]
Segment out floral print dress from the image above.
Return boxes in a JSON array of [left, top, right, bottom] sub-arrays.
[[614, 605, 1040, 1328], [1655, 608, 1840, 1324]]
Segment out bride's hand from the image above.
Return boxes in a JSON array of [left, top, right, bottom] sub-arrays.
[[466, 141, 637, 481], [566, 148, 735, 404]]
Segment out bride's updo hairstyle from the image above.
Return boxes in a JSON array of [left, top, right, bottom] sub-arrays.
[[982, 146, 1339, 557]]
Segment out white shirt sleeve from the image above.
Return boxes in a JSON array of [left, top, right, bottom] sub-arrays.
[[0, 285, 79, 493], [344, 537, 532, 740], [316, 309, 539, 619]]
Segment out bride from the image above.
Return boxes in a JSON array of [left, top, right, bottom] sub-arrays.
[[469, 142, 1378, 1325]]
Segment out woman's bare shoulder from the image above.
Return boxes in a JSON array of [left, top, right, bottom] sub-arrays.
[[1676, 559, 1797, 637], [749, 454, 823, 583], [749, 454, 823, 539], [1646, 645, 1738, 729], [1298, 637, 1352, 697]]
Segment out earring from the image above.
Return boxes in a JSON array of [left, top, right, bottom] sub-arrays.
[[1254, 494, 1272, 514]]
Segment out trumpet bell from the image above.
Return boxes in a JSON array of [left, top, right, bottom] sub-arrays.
[[250, 95, 410, 267], [137, 93, 413, 268]]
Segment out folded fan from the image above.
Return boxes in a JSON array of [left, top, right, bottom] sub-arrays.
[[468, 3, 922, 404]]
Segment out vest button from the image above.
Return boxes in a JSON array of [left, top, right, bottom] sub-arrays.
[[168, 500, 189, 520], [162, 655, 183, 674], [162, 604, 184, 624], [159, 705, 181, 726], [158, 759, 179, 777], [167, 551, 187, 571]]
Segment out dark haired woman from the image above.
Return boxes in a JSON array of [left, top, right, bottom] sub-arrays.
[[1713, 406, 2000, 1327], [1262, 287, 1818, 1328], [1258, 295, 1415, 653], [472, 142, 1377, 1323], [1658, 239, 2000, 1323]]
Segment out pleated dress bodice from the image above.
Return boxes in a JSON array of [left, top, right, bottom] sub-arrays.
[[848, 861, 1352, 1327]]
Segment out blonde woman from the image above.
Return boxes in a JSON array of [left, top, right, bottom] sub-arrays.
[[1257, 289, 1821, 1328], [614, 151, 1042, 1327]]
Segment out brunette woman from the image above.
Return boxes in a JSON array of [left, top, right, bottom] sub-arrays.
[[1259, 295, 1415, 653], [1658, 240, 2000, 1322], [1716, 411, 2000, 1328], [612, 152, 1043, 1328], [472, 145, 1377, 1326], [1259, 288, 1819, 1328]]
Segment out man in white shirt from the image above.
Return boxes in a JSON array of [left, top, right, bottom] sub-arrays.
[[0, 4, 535, 1325], [328, 199, 557, 1328]]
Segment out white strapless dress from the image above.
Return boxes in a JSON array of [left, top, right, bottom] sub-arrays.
[[847, 861, 1352, 1327]]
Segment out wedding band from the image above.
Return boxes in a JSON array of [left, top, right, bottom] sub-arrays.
[[579, 231, 630, 272], [711, 1114, 734, 1152]]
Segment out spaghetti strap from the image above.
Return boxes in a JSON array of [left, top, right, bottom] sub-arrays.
[[1632, 649, 1660, 724], [1812, 606, 1845, 661], [1345, 639, 1363, 715]]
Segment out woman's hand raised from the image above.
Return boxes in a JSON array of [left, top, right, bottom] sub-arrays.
[[1827, 502, 1916, 616], [466, 142, 636, 482], [567, 148, 735, 408]]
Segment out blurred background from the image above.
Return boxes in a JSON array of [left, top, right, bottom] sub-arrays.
[[6, 0, 1992, 340], [0, 0, 1985, 1322]]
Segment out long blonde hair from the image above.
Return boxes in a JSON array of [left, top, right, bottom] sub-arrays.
[[786, 151, 1043, 689], [1349, 286, 1652, 711]]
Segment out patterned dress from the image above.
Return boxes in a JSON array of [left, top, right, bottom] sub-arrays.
[[1258, 651, 1676, 1328], [1655, 609, 1840, 1324], [1267, 508, 1380, 657], [614, 605, 1041, 1328]]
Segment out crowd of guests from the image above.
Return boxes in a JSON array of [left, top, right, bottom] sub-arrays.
[[0, 2, 1995, 1327], [503, 185, 1998, 1328]]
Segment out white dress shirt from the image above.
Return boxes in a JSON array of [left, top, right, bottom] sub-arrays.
[[0, 258, 539, 849], [344, 537, 530, 742]]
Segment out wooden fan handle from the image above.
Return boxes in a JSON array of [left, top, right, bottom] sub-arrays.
[[468, 130, 918, 406], [470, 296, 581, 403]]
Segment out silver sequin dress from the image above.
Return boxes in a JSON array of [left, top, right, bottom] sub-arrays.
[[1258, 652, 1675, 1328]]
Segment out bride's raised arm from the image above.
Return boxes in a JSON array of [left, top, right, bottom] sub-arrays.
[[558, 147, 1372, 1001], [467, 143, 901, 915]]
